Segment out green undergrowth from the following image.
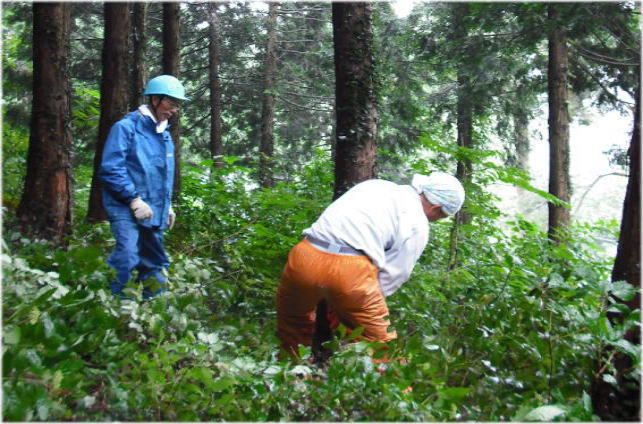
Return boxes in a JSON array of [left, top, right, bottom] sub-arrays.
[[3, 160, 639, 421]]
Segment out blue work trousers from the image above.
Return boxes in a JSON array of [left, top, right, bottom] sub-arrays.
[[107, 218, 170, 298]]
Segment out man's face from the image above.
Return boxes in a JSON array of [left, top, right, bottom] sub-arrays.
[[426, 206, 448, 222], [152, 96, 179, 121], [420, 194, 449, 222]]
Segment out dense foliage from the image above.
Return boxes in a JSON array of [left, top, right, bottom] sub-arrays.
[[2, 1, 639, 421], [3, 156, 639, 421]]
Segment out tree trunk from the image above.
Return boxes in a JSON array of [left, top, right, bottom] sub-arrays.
[[513, 110, 531, 173], [208, 3, 224, 169], [591, 83, 641, 421], [331, 2, 378, 199], [547, 4, 572, 242], [129, 2, 147, 109], [163, 2, 182, 198], [259, 2, 278, 188], [448, 3, 472, 270], [313, 2, 378, 364], [87, 3, 131, 223], [512, 109, 531, 212], [17, 2, 73, 244]]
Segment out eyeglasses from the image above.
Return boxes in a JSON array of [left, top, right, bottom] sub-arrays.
[[163, 98, 180, 108]]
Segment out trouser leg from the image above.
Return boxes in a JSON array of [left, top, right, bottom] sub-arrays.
[[107, 219, 140, 296], [276, 239, 396, 358], [137, 226, 170, 298], [277, 249, 323, 356], [327, 272, 396, 343], [320, 247, 396, 343]]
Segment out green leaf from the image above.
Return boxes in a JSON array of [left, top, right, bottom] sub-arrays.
[[186, 366, 214, 384], [288, 364, 312, 375], [524, 405, 567, 421], [28, 308, 41, 324], [548, 272, 566, 288], [208, 376, 236, 392], [51, 370, 63, 390], [497, 169, 570, 207], [348, 326, 365, 339], [438, 386, 471, 402], [37, 404, 49, 421], [41, 313, 55, 338], [602, 373, 618, 385], [4, 325, 20, 345], [610, 339, 639, 358], [582, 391, 592, 413], [610, 280, 638, 302]]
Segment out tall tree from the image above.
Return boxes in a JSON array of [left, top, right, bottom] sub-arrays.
[[87, 3, 131, 222], [510, 108, 531, 173], [547, 4, 572, 242], [453, 3, 473, 209], [448, 2, 474, 269], [130, 2, 148, 109], [259, 2, 279, 188], [314, 2, 378, 363], [163, 2, 182, 197], [331, 2, 378, 199], [17, 2, 73, 243], [591, 82, 640, 420], [208, 3, 224, 168], [179, 3, 263, 162], [504, 78, 538, 175], [586, 3, 641, 416], [264, 3, 334, 179], [178, 3, 334, 180]]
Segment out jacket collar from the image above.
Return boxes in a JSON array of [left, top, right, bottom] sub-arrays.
[[138, 105, 169, 134]]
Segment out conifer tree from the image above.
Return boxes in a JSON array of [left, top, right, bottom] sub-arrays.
[[87, 2, 131, 223], [18, 2, 73, 243]]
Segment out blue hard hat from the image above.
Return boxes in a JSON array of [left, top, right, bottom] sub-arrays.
[[143, 75, 189, 101]]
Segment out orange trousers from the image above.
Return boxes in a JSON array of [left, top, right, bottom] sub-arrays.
[[277, 239, 396, 356]]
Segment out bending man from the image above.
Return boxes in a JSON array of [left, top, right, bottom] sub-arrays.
[[277, 172, 465, 356]]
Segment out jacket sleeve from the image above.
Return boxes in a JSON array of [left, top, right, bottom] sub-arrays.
[[98, 121, 139, 204], [377, 226, 429, 297]]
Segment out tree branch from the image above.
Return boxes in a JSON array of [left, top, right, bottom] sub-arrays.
[[280, 96, 332, 112], [569, 55, 634, 106], [574, 172, 629, 214]]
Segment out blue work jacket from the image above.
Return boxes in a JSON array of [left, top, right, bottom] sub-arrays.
[[99, 110, 174, 229]]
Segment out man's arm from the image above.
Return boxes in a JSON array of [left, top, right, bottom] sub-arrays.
[[98, 122, 139, 204], [378, 236, 427, 297]]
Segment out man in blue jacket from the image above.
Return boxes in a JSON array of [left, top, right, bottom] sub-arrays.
[[99, 75, 188, 298]]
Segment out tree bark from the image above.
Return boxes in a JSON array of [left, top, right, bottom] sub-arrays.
[[591, 83, 641, 421], [331, 2, 378, 199], [547, 4, 572, 242], [513, 110, 531, 173], [130, 2, 147, 109], [87, 3, 131, 223], [510, 108, 531, 213], [208, 3, 224, 169], [259, 2, 278, 187], [448, 2, 472, 270], [313, 2, 378, 364], [163, 2, 182, 198], [17, 2, 73, 244]]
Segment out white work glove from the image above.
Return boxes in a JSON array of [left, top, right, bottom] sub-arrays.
[[167, 207, 176, 230], [130, 197, 153, 221]]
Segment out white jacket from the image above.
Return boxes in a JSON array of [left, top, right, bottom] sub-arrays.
[[303, 179, 429, 297]]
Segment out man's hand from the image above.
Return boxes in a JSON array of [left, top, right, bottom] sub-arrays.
[[130, 197, 153, 221], [167, 207, 176, 230]]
